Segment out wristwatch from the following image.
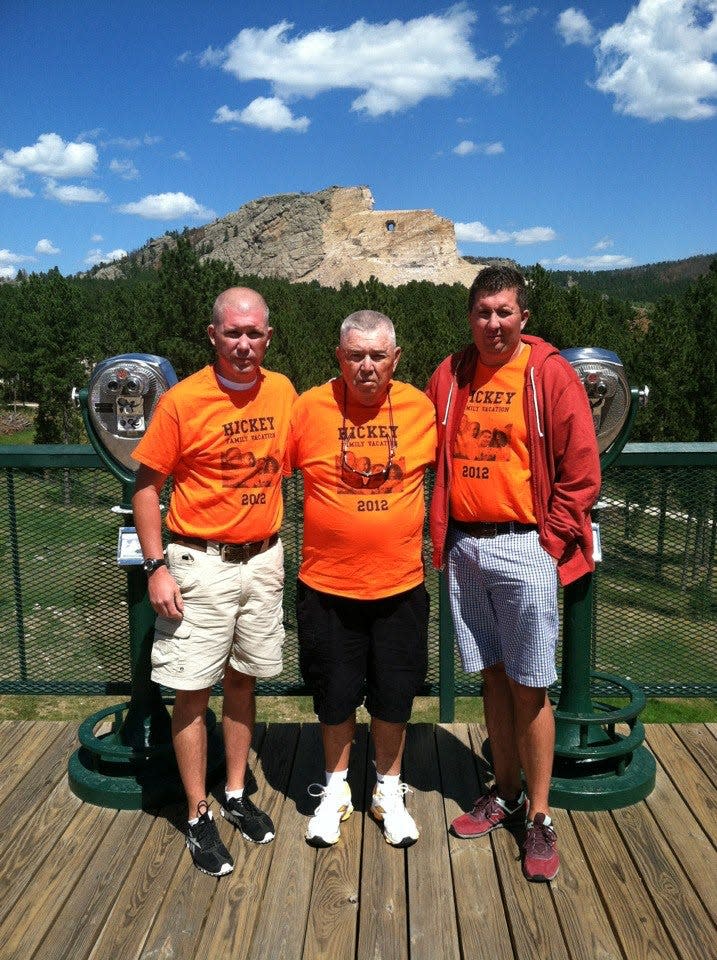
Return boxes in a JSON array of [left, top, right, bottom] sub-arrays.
[[142, 558, 166, 573]]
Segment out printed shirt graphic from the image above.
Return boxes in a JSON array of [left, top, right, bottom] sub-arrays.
[[289, 379, 437, 599], [133, 365, 296, 541], [450, 344, 536, 524]]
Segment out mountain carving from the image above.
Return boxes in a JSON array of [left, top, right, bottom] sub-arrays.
[[95, 185, 486, 288]]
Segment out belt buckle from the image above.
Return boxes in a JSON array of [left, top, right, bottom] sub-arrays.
[[483, 522, 498, 538], [220, 542, 250, 563]]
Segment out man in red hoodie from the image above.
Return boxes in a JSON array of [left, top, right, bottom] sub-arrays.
[[427, 266, 600, 882]]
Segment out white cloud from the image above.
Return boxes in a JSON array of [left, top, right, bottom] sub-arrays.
[[497, 4, 538, 45], [0, 248, 35, 279], [173, 150, 189, 161], [540, 253, 635, 269], [595, 0, 717, 120], [453, 139, 505, 155], [109, 158, 140, 180], [213, 97, 310, 132], [0, 161, 33, 197], [205, 10, 499, 118], [44, 180, 108, 204], [496, 4, 539, 27], [456, 221, 511, 243], [91, 234, 103, 243], [35, 239, 60, 255], [513, 226, 557, 244], [3, 133, 98, 177], [556, 8, 596, 45], [456, 220, 555, 244], [593, 237, 613, 251], [117, 192, 215, 221], [84, 247, 127, 267]]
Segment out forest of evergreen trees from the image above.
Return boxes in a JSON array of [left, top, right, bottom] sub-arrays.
[[0, 239, 715, 445]]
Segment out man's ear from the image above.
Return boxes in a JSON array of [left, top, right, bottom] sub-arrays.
[[207, 324, 216, 346], [392, 346, 402, 372], [520, 310, 530, 331]]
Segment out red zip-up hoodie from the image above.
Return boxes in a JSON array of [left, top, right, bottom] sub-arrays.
[[426, 335, 601, 586]]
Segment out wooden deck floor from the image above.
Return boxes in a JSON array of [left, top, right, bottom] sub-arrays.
[[0, 720, 715, 960]]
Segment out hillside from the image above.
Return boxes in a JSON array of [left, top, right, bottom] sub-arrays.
[[546, 254, 717, 302]]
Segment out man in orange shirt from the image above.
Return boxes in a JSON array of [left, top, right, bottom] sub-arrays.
[[132, 287, 296, 877], [427, 266, 600, 882], [290, 310, 436, 848]]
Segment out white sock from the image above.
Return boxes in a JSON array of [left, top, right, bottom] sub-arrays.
[[325, 769, 348, 790], [225, 787, 244, 800], [376, 773, 400, 792], [189, 809, 213, 826]]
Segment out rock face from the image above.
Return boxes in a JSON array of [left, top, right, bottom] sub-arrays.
[[95, 185, 485, 288]]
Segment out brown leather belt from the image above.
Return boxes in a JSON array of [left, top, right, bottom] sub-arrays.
[[170, 532, 279, 563], [452, 519, 537, 538]]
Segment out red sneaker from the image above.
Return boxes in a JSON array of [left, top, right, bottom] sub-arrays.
[[451, 786, 527, 838], [522, 813, 560, 881]]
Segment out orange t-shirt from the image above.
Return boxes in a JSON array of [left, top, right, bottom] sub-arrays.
[[132, 365, 296, 542], [450, 344, 536, 524], [290, 379, 437, 599]]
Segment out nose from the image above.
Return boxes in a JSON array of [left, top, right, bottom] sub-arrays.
[[358, 354, 373, 372]]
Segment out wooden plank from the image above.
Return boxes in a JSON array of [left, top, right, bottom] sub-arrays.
[[0, 774, 83, 926], [644, 752, 717, 921], [86, 804, 186, 960], [547, 808, 623, 960], [0, 720, 35, 761], [33, 809, 154, 960], [671, 723, 717, 789], [571, 810, 680, 960], [197, 723, 303, 960], [705, 723, 717, 741], [356, 728, 409, 960], [404, 724, 461, 960], [645, 725, 717, 835], [303, 724, 367, 960], [245, 723, 324, 960], [0, 722, 77, 833], [436, 723, 513, 960], [0, 721, 67, 801], [612, 797, 716, 960], [139, 724, 272, 960], [468, 723, 571, 960], [0, 804, 118, 960]]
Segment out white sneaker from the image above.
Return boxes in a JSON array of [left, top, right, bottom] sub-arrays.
[[371, 781, 419, 847], [305, 780, 354, 847]]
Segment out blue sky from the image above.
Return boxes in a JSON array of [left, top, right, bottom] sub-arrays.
[[1, 1, 716, 279]]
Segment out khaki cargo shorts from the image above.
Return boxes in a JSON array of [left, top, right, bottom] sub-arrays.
[[151, 538, 285, 691]]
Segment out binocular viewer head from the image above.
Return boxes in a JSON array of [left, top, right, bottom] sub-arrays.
[[82, 353, 177, 479]]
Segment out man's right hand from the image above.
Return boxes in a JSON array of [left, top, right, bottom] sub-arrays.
[[147, 566, 184, 620]]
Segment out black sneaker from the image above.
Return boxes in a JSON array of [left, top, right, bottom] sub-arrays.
[[186, 809, 234, 876], [221, 791, 275, 843]]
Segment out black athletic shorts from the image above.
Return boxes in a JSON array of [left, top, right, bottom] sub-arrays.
[[296, 579, 429, 725]]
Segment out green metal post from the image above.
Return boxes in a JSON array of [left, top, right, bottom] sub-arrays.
[[438, 573, 456, 722], [549, 386, 655, 810]]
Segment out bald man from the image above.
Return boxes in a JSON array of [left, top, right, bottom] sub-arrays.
[[132, 287, 296, 876]]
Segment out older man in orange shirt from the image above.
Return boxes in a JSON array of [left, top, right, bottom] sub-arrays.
[[290, 310, 436, 848]]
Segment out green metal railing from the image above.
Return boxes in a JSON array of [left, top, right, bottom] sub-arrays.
[[2, 444, 716, 713]]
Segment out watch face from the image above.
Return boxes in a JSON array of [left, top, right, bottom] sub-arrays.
[[143, 558, 163, 571]]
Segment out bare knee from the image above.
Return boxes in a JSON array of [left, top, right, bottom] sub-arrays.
[[172, 688, 210, 734]]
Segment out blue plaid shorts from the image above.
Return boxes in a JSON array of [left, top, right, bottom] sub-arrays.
[[446, 523, 558, 687]]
